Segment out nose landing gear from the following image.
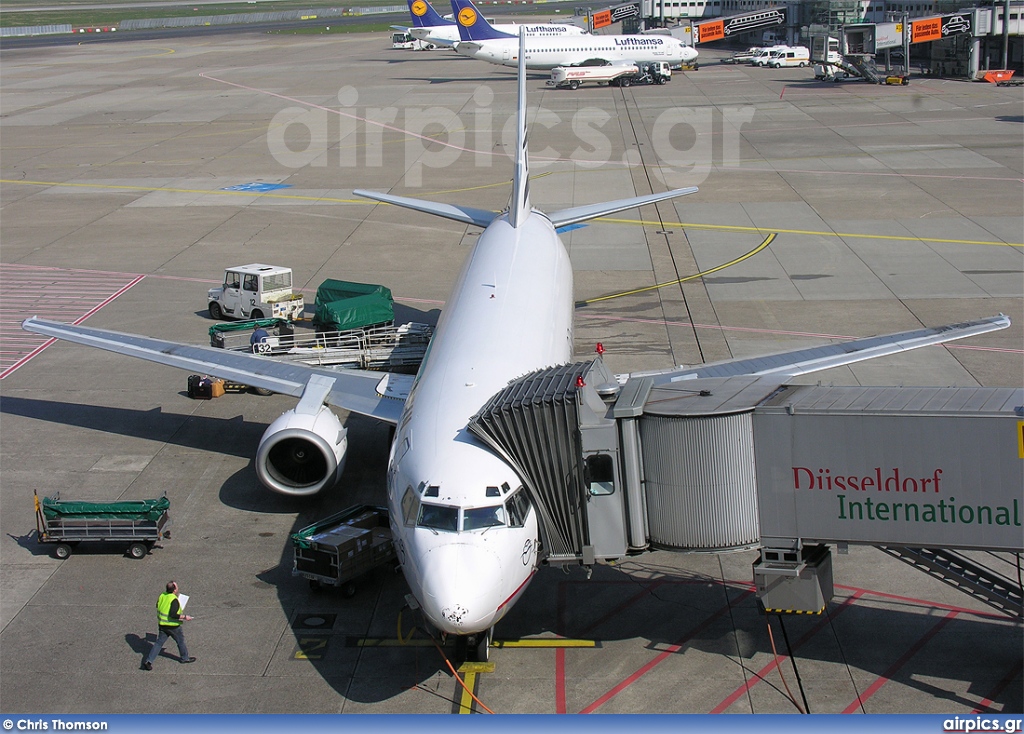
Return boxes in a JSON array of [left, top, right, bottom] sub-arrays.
[[454, 626, 494, 663]]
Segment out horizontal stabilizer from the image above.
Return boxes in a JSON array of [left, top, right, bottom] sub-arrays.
[[638, 315, 1012, 384], [21, 317, 405, 424], [547, 186, 698, 229], [354, 189, 496, 228]]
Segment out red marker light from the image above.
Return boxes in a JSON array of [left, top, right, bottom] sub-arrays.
[[576, 376, 586, 388], [595, 342, 605, 355]]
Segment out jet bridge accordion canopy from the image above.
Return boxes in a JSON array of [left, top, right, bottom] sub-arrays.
[[469, 361, 601, 563]]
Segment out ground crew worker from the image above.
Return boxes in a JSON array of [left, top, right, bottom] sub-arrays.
[[250, 322, 269, 353], [141, 580, 195, 670]]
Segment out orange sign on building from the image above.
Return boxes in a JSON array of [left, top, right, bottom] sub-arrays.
[[697, 19, 724, 43], [911, 16, 942, 44], [592, 9, 612, 29]]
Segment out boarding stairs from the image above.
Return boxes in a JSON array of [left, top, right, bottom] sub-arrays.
[[836, 55, 885, 83], [877, 546, 1023, 618]]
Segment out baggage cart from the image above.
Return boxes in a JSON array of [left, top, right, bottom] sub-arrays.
[[34, 490, 171, 559], [291, 505, 395, 596]]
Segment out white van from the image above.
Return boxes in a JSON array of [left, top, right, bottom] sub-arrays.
[[767, 46, 810, 68], [749, 45, 788, 66]]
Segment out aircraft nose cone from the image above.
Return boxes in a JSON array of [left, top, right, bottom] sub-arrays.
[[419, 543, 503, 634]]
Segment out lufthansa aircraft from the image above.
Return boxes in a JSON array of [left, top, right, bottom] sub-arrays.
[[450, 0, 699, 70], [22, 32, 1009, 660], [395, 0, 585, 48]]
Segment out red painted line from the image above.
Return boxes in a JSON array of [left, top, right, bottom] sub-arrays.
[[779, 85, 786, 100], [972, 660, 1023, 713], [555, 647, 566, 715], [842, 609, 959, 713], [578, 589, 755, 714], [834, 583, 1012, 620], [0, 273, 144, 379], [579, 579, 670, 637], [710, 591, 863, 714], [0, 337, 57, 380]]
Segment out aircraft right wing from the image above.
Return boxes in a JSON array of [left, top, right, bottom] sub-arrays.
[[21, 317, 406, 424], [631, 314, 1012, 384]]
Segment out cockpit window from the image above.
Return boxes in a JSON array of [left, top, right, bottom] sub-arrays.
[[463, 505, 506, 531], [417, 503, 459, 532], [506, 489, 531, 528]]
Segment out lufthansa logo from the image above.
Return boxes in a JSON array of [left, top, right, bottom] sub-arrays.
[[458, 7, 477, 26], [411, 0, 427, 16]]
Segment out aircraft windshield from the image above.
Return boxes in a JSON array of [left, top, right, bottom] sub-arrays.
[[414, 503, 508, 532], [463, 505, 506, 531], [417, 503, 459, 532]]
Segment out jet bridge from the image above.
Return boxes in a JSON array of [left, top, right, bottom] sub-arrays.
[[469, 361, 1023, 616]]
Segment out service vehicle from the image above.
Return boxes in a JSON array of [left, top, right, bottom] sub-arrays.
[[207, 264, 304, 321], [548, 61, 671, 89], [723, 46, 761, 64], [391, 32, 438, 50], [35, 490, 171, 560], [767, 46, 810, 68], [749, 45, 788, 66]]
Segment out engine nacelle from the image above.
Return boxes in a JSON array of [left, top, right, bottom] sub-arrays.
[[255, 406, 348, 496]]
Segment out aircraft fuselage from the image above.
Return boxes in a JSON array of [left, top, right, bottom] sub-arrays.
[[387, 212, 574, 635], [456, 36, 698, 70]]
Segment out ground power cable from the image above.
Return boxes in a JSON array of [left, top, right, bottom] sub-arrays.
[[778, 614, 811, 714], [430, 635, 495, 714], [765, 616, 805, 713]]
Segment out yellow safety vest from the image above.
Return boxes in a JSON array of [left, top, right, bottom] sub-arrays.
[[156, 592, 181, 627]]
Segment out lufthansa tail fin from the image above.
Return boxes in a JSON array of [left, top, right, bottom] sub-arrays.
[[407, 0, 453, 28], [450, 0, 515, 41]]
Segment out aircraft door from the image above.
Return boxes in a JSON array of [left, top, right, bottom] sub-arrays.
[[503, 46, 511, 62]]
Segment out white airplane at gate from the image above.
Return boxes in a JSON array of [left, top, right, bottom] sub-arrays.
[[22, 32, 1009, 659], [450, 0, 699, 70]]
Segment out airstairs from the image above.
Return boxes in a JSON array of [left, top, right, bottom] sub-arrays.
[[877, 546, 1023, 618], [836, 55, 885, 82]]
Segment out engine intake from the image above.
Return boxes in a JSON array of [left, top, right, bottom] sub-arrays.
[[256, 407, 347, 496]]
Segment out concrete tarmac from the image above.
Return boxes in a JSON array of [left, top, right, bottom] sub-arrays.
[[1, 33, 1021, 715]]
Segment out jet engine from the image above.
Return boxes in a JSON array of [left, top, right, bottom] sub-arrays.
[[255, 406, 348, 496]]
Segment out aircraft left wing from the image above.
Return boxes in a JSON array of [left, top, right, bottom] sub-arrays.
[[632, 314, 1011, 384], [21, 317, 406, 424]]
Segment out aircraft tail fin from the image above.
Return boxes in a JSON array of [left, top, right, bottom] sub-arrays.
[[408, 0, 452, 28], [451, 0, 515, 40], [508, 30, 530, 228]]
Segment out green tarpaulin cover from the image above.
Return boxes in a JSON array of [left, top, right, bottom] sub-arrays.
[[313, 280, 394, 332], [42, 497, 170, 522]]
